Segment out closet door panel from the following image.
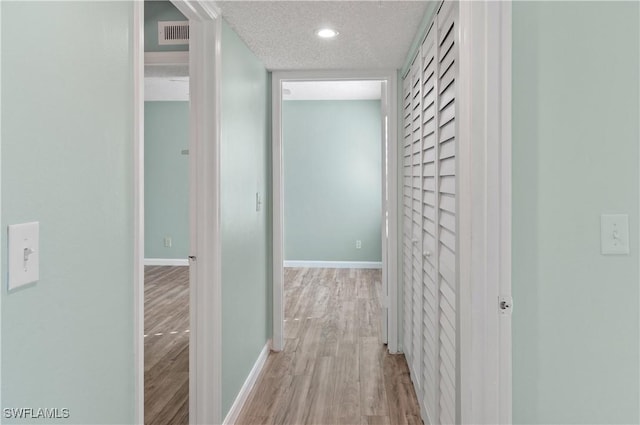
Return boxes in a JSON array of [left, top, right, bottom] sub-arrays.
[[410, 58, 423, 388], [420, 23, 439, 422], [402, 3, 459, 423], [402, 76, 413, 362], [436, 1, 458, 423]]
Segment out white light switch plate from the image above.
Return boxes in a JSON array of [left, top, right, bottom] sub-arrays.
[[601, 214, 629, 255], [8, 222, 40, 290]]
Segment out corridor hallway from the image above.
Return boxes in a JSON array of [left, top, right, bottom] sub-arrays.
[[236, 268, 423, 425]]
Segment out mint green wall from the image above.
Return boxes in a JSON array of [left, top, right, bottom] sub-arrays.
[[144, 101, 189, 259], [513, 2, 639, 423], [283, 100, 382, 262], [1, 2, 134, 423], [144, 0, 188, 52], [220, 20, 271, 417], [400, 2, 439, 77]]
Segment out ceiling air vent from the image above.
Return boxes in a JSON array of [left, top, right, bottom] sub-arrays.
[[158, 21, 189, 46]]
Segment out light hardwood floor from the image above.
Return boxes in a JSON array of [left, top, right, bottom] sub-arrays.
[[144, 265, 189, 425], [236, 268, 423, 425]]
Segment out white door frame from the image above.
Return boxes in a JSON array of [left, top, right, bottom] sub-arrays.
[[458, 1, 512, 424], [133, 3, 144, 424], [271, 70, 399, 354], [133, 1, 223, 424]]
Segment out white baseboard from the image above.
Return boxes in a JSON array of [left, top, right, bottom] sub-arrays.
[[143, 258, 189, 266], [222, 340, 271, 425], [283, 260, 383, 269]]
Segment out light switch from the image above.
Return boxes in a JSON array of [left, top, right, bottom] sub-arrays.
[[601, 214, 629, 255], [256, 192, 262, 212], [8, 222, 40, 290]]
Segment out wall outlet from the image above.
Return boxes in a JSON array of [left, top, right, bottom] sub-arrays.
[[356, 240, 362, 249], [164, 236, 172, 248]]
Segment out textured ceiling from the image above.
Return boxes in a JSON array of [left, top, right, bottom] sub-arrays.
[[215, 1, 431, 70]]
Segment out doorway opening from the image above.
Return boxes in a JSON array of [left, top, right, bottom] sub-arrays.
[[142, 1, 190, 423], [281, 79, 386, 351], [272, 71, 399, 355], [135, 1, 223, 423]]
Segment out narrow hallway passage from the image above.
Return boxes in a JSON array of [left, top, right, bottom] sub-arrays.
[[236, 268, 423, 425]]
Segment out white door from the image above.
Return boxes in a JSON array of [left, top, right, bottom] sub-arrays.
[[381, 80, 389, 345], [409, 57, 424, 390], [402, 74, 414, 361], [402, 1, 460, 424], [436, 3, 459, 423], [402, 52, 425, 394], [420, 20, 439, 422]]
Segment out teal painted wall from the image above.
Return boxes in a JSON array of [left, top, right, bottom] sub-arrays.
[[283, 100, 382, 262], [513, 2, 639, 423], [144, 101, 189, 259], [220, 20, 271, 417], [1, 2, 134, 423], [144, 0, 188, 52], [400, 2, 439, 77]]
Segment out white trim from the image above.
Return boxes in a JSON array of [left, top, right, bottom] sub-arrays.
[[144, 51, 189, 65], [222, 341, 272, 425], [383, 72, 399, 354], [133, 2, 144, 424], [283, 261, 383, 269], [458, 2, 512, 424], [144, 258, 190, 266], [380, 80, 389, 345], [174, 1, 223, 423], [498, 3, 513, 422], [271, 73, 285, 352], [134, 1, 223, 424], [272, 69, 399, 354], [0, 1, 4, 420]]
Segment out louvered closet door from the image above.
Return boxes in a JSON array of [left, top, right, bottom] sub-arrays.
[[402, 75, 413, 363], [409, 58, 423, 387], [402, 1, 459, 424], [436, 1, 458, 424], [420, 23, 439, 423]]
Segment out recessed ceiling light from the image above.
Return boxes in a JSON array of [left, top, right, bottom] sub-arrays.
[[316, 28, 339, 39]]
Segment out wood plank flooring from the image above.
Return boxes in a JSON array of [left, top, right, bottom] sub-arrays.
[[236, 268, 423, 425], [144, 266, 189, 425]]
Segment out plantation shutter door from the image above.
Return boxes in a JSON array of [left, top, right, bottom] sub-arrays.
[[436, 1, 459, 424], [420, 22, 439, 423], [402, 71, 413, 362], [410, 56, 423, 386], [401, 2, 459, 423]]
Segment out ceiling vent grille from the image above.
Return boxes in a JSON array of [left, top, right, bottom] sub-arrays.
[[158, 21, 189, 45]]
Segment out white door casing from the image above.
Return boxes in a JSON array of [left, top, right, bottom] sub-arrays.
[[381, 80, 389, 345], [133, 3, 144, 424], [458, 1, 512, 424]]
